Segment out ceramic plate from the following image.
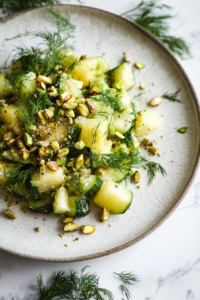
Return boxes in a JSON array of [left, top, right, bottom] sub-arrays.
[[0, 5, 199, 262]]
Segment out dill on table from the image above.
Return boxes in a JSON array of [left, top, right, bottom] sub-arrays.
[[114, 271, 140, 300], [121, 0, 191, 59], [37, 266, 114, 300]]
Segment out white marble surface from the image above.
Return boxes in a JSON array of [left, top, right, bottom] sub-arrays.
[[1, 0, 200, 299]]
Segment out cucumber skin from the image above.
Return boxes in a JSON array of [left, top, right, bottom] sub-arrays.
[[75, 198, 90, 217], [27, 185, 42, 201], [121, 191, 133, 214], [84, 176, 103, 199], [1, 150, 32, 165], [27, 197, 53, 213]]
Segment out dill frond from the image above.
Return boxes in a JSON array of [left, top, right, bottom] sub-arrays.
[[121, 0, 191, 59], [91, 90, 121, 112], [120, 284, 131, 300], [162, 89, 182, 103], [114, 271, 140, 285], [18, 91, 49, 132], [146, 161, 167, 183], [0, 0, 59, 15], [133, 91, 146, 102], [91, 120, 101, 144], [37, 266, 114, 300], [0, 164, 35, 188]]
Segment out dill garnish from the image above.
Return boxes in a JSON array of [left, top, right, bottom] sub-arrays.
[[121, 0, 191, 59], [17, 91, 49, 132], [133, 91, 146, 102], [162, 89, 182, 103], [37, 266, 114, 300], [146, 161, 167, 183], [91, 120, 101, 144], [114, 271, 140, 285], [120, 285, 131, 300], [0, 164, 34, 188], [91, 90, 121, 112]]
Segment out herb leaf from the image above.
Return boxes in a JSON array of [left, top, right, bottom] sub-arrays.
[[37, 266, 114, 300], [122, 0, 191, 59], [120, 284, 132, 300], [0, 164, 34, 188], [162, 89, 182, 103], [146, 161, 167, 183], [114, 271, 140, 285], [91, 90, 121, 112]]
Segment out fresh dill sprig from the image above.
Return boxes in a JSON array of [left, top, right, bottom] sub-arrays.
[[37, 266, 114, 300], [162, 89, 182, 103], [114, 271, 140, 285], [0, 0, 59, 16], [0, 164, 35, 188], [91, 90, 121, 112], [133, 91, 146, 102], [120, 285, 131, 300], [90, 149, 148, 174], [11, 8, 75, 76], [18, 91, 49, 132], [146, 161, 167, 183], [121, 0, 191, 59], [91, 120, 101, 144]]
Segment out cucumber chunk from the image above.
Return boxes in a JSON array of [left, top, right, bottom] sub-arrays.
[[79, 175, 103, 199], [12, 183, 28, 198], [1, 148, 32, 165], [71, 57, 110, 88], [94, 180, 133, 214], [0, 73, 13, 99], [53, 187, 89, 217], [28, 166, 65, 200], [95, 168, 125, 183], [107, 62, 135, 91], [28, 195, 53, 213]]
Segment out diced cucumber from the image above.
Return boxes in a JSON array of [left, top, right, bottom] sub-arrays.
[[89, 78, 109, 92], [71, 57, 110, 88], [0, 73, 13, 99], [1, 148, 32, 165], [94, 180, 133, 214], [28, 195, 53, 213], [59, 77, 83, 98], [107, 62, 135, 91], [79, 175, 103, 199], [0, 104, 20, 126], [28, 166, 65, 200], [118, 89, 131, 111], [38, 122, 68, 144], [14, 72, 36, 100], [12, 183, 28, 198], [0, 161, 15, 183], [53, 187, 89, 217], [95, 168, 125, 183], [60, 49, 80, 72]]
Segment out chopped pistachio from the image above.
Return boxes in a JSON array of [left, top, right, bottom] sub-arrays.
[[114, 131, 125, 139], [37, 75, 52, 85], [177, 127, 188, 134], [80, 225, 96, 234], [13, 124, 23, 135], [56, 156, 67, 166], [63, 217, 74, 224], [86, 99, 96, 114], [57, 148, 69, 157], [35, 227, 40, 232], [36, 80, 46, 90], [150, 147, 158, 155], [39, 159, 46, 166], [75, 154, 84, 169], [158, 152, 162, 157], [139, 84, 146, 90], [62, 103, 77, 110], [67, 161, 74, 168], [74, 140, 85, 150], [51, 141, 60, 153], [109, 125, 115, 136], [56, 99, 62, 106], [22, 149, 30, 160], [37, 111, 47, 124], [29, 124, 37, 131], [60, 91, 70, 102], [113, 80, 122, 90], [48, 86, 57, 97], [97, 167, 106, 175], [134, 171, 140, 183], [66, 109, 75, 118], [149, 96, 162, 107], [143, 138, 153, 147], [137, 185, 141, 189], [135, 62, 145, 69], [80, 55, 90, 60], [68, 118, 74, 125], [64, 223, 79, 232], [84, 155, 90, 167], [44, 109, 54, 119], [46, 161, 59, 171], [65, 244, 68, 247], [3, 132, 15, 141], [7, 138, 16, 147], [24, 132, 33, 146], [77, 104, 89, 117], [4, 208, 16, 219], [90, 84, 103, 94], [100, 208, 109, 222]]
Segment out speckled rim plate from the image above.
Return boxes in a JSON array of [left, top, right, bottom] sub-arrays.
[[0, 5, 200, 262]]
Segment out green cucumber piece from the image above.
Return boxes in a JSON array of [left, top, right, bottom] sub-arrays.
[[79, 175, 103, 199], [107, 62, 135, 91], [0, 73, 13, 99], [53, 187, 89, 217], [28, 195, 53, 213], [94, 180, 133, 214], [95, 168, 125, 183], [12, 184, 28, 198], [1, 148, 32, 165]]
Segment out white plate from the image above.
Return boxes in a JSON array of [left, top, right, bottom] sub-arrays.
[[0, 5, 199, 262]]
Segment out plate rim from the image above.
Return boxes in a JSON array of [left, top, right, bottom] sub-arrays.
[[1, 4, 200, 262]]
